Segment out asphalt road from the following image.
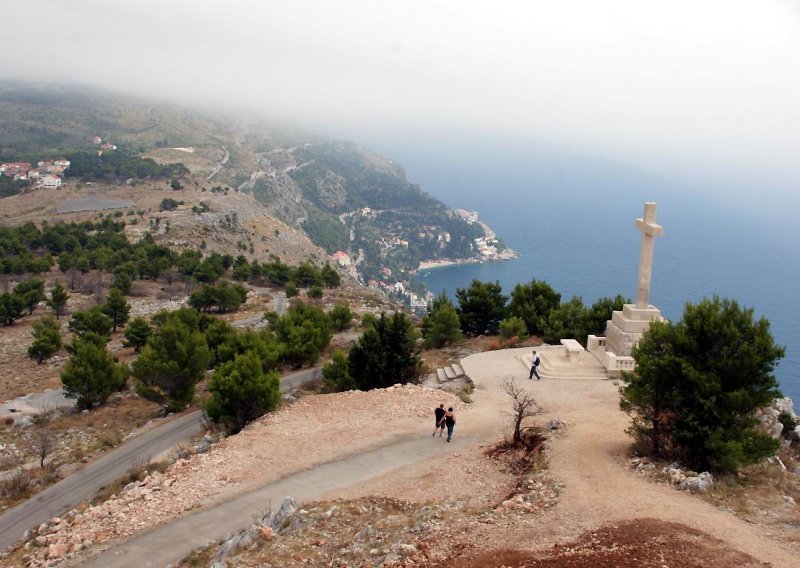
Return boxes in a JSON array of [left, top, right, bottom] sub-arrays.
[[0, 368, 319, 551], [79, 430, 481, 568]]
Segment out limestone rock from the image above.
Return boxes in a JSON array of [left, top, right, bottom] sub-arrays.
[[679, 471, 713, 493], [773, 397, 796, 418], [263, 497, 298, 532], [13, 415, 34, 428]]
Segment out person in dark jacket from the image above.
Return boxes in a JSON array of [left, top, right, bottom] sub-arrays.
[[433, 403, 446, 436], [443, 407, 456, 442]]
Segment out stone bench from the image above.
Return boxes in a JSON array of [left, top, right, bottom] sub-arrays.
[[560, 339, 584, 362]]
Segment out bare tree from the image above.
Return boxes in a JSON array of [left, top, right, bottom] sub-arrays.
[[503, 378, 541, 445], [33, 428, 56, 469]]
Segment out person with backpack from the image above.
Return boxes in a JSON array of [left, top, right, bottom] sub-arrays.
[[528, 350, 541, 380]]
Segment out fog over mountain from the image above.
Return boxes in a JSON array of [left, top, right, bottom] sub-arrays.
[[4, 1, 800, 207]]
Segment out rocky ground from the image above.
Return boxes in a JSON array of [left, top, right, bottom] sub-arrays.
[[9, 385, 466, 566], [8, 348, 799, 567]]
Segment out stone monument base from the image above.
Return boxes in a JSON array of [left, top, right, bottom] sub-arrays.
[[605, 304, 665, 357], [588, 304, 665, 374]]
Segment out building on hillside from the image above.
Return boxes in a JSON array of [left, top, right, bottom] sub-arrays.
[[92, 136, 102, 145], [100, 143, 117, 150], [330, 250, 352, 267], [0, 162, 32, 179], [39, 174, 62, 188], [454, 208, 479, 223], [53, 159, 70, 168], [409, 296, 428, 316]]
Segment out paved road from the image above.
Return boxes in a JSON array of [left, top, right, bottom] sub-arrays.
[[0, 369, 319, 550], [78, 430, 481, 568]]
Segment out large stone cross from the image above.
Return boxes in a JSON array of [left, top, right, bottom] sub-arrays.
[[634, 202, 663, 309]]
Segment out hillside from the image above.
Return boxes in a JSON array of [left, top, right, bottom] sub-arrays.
[[0, 82, 514, 303]]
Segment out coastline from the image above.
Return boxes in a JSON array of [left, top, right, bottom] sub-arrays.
[[416, 248, 518, 272]]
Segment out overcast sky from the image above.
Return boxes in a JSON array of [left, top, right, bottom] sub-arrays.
[[4, 1, 800, 198]]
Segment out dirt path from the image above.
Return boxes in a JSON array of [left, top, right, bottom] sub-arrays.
[[460, 348, 798, 566]]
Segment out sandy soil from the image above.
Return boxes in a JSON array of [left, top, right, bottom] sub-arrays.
[[334, 347, 800, 566]]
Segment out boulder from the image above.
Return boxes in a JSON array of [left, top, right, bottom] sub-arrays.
[[195, 439, 211, 454], [13, 415, 34, 429], [45, 541, 69, 560], [679, 471, 713, 493], [773, 397, 797, 418], [262, 497, 298, 532]]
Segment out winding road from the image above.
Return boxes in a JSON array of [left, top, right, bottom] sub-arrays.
[[0, 368, 319, 551], [206, 146, 230, 181]]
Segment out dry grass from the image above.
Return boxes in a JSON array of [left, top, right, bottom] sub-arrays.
[[703, 454, 800, 525], [0, 395, 162, 512]]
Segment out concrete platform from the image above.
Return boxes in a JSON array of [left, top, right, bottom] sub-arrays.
[[516, 345, 608, 380]]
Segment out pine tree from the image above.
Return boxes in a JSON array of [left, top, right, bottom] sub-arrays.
[[15, 278, 46, 315], [132, 318, 210, 412], [68, 307, 112, 339], [205, 350, 280, 433], [322, 349, 355, 392], [47, 281, 69, 319], [421, 293, 462, 348], [455, 279, 507, 336], [123, 317, 152, 353], [348, 311, 421, 390], [620, 296, 785, 473], [28, 316, 62, 364], [102, 288, 131, 332], [61, 337, 127, 409], [0, 292, 25, 326], [508, 279, 561, 336]]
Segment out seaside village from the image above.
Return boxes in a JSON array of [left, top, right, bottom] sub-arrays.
[[330, 207, 514, 314], [0, 136, 116, 189]]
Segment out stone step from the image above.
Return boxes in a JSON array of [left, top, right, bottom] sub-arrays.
[[452, 363, 465, 377], [436, 368, 448, 383], [516, 348, 608, 380], [444, 366, 457, 380]]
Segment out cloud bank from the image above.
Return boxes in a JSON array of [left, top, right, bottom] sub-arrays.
[[4, 0, 800, 194]]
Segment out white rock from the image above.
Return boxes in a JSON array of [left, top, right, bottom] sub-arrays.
[[679, 471, 713, 493]]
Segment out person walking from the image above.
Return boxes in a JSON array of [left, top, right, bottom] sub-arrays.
[[443, 407, 456, 442], [528, 350, 541, 380], [433, 403, 446, 437]]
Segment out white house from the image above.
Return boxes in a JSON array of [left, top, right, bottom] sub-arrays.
[[39, 175, 62, 188]]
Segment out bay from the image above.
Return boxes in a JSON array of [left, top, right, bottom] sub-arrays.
[[375, 138, 800, 402]]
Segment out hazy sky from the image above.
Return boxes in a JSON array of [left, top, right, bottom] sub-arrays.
[[4, 1, 800, 197]]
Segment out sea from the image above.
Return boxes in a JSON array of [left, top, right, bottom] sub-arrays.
[[367, 135, 800, 403]]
